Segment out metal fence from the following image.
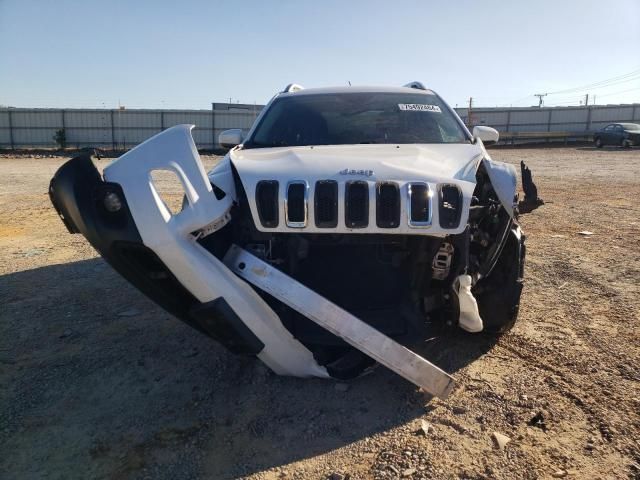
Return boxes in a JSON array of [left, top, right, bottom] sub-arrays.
[[1, 103, 639, 150], [0, 104, 262, 150], [456, 103, 640, 134]]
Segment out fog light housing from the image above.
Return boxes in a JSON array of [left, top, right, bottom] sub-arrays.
[[103, 191, 122, 212]]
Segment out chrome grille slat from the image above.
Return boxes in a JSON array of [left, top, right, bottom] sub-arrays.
[[285, 180, 308, 228], [407, 182, 432, 228]]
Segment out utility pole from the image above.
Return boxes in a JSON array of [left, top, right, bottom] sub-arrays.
[[584, 93, 589, 106], [467, 97, 473, 128], [534, 93, 547, 108]]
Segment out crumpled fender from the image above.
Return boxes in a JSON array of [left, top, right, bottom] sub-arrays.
[[481, 157, 517, 217], [207, 155, 237, 200]]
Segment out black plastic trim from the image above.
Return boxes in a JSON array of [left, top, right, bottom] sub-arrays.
[[314, 180, 338, 228], [376, 181, 400, 228], [286, 182, 306, 225], [345, 180, 369, 228], [190, 298, 265, 355], [255, 180, 279, 228], [49, 154, 263, 356], [409, 183, 430, 224], [438, 183, 463, 229]]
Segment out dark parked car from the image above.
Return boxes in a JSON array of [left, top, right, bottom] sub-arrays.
[[594, 123, 640, 148]]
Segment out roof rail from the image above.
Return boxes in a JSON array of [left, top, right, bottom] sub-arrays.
[[403, 81, 427, 90], [283, 83, 305, 93]]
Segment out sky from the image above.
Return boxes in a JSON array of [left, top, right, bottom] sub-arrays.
[[1, 0, 639, 109]]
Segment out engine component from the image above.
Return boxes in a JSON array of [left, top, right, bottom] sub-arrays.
[[432, 242, 454, 280]]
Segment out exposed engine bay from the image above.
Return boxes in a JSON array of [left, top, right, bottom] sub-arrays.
[[196, 160, 525, 379]]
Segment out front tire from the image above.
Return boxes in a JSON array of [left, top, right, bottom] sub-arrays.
[[475, 225, 526, 334], [621, 138, 632, 148], [595, 137, 603, 148]]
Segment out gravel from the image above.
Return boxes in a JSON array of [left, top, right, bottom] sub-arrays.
[[1, 146, 639, 479]]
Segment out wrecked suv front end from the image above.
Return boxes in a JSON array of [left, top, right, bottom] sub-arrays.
[[49, 84, 526, 399]]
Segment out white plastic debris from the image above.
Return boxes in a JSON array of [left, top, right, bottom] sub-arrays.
[[455, 275, 483, 333], [492, 431, 511, 449], [419, 419, 431, 436]]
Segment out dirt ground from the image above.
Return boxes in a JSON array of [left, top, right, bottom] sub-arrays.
[[1, 146, 639, 480]]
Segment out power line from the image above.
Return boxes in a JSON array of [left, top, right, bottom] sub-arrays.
[[596, 87, 640, 98], [546, 98, 587, 106], [547, 69, 640, 94], [545, 68, 640, 95], [546, 95, 585, 104]]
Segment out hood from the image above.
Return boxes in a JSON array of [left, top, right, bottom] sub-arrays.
[[230, 143, 484, 185], [221, 143, 489, 236]]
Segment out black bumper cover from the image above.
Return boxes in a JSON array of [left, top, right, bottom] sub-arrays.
[[49, 154, 264, 355]]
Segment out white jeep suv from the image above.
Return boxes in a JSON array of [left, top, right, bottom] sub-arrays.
[[49, 82, 525, 398]]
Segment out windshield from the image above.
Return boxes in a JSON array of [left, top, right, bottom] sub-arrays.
[[245, 92, 469, 148], [620, 123, 640, 131]]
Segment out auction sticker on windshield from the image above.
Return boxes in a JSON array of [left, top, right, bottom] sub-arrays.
[[398, 104, 442, 113]]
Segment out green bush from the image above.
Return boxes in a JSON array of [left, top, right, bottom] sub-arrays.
[[53, 129, 66, 150]]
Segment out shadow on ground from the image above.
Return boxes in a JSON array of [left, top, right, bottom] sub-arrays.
[[0, 259, 497, 479]]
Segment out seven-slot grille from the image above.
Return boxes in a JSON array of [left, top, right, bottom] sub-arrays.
[[254, 180, 460, 230]]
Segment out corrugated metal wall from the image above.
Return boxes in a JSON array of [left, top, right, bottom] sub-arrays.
[[1, 103, 638, 149], [0, 107, 261, 149], [456, 104, 640, 133]]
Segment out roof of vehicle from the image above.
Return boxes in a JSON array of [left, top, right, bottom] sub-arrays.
[[278, 85, 437, 97]]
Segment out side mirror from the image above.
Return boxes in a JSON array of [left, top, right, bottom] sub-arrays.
[[472, 126, 499, 146], [219, 129, 244, 149]]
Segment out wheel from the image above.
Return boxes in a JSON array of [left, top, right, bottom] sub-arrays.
[[621, 138, 632, 148], [475, 224, 526, 334], [595, 137, 603, 148]]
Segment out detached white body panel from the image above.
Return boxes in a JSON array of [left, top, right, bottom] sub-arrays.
[[104, 125, 327, 378]]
